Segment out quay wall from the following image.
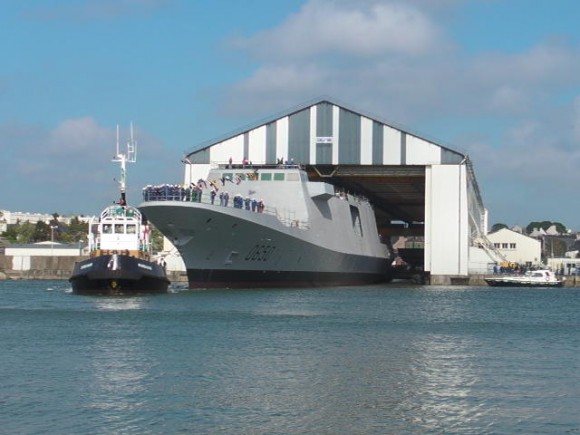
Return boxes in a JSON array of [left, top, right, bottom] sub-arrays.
[[432, 274, 580, 287]]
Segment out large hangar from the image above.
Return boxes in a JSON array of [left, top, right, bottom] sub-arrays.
[[182, 97, 496, 284]]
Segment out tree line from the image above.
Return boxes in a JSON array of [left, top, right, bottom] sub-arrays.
[[1, 214, 87, 244], [490, 221, 568, 234]]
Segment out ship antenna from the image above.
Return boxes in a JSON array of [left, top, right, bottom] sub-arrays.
[[112, 122, 137, 204]]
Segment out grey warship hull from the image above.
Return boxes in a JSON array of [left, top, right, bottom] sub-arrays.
[[140, 202, 390, 288], [140, 165, 393, 289]]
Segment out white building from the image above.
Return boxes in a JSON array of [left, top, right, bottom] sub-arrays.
[[546, 257, 580, 275], [0, 209, 92, 226], [5, 242, 86, 257], [486, 228, 542, 266], [4, 242, 86, 272]]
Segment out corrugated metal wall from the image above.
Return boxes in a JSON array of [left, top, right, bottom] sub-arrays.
[[288, 109, 311, 164], [316, 102, 333, 164], [195, 101, 463, 167], [338, 108, 361, 164]]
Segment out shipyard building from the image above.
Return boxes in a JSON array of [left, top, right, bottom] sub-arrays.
[[181, 97, 497, 284]]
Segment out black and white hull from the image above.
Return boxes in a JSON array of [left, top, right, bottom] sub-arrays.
[[70, 254, 170, 295]]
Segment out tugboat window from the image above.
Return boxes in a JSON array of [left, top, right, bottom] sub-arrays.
[[115, 224, 124, 234], [103, 224, 112, 234], [127, 224, 137, 234]]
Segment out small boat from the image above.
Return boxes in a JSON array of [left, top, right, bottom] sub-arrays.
[[484, 269, 563, 288], [69, 125, 170, 295]]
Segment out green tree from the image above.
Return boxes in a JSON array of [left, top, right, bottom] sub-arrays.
[[490, 223, 508, 232], [66, 217, 89, 243], [1, 225, 19, 243], [526, 221, 567, 234], [150, 227, 164, 253], [17, 222, 36, 244], [33, 221, 51, 242]]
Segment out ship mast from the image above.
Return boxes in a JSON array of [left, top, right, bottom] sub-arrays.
[[112, 122, 137, 204]]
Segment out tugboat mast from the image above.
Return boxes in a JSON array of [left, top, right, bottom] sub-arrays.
[[112, 122, 137, 204]]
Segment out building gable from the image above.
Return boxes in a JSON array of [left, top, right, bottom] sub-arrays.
[[185, 97, 465, 167]]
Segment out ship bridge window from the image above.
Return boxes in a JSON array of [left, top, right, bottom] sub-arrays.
[[286, 173, 299, 182], [103, 224, 112, 234], [114, 224, 124, 234], [127, 224, 137, 234], [260, 173, 272, 181], [274, 173, 285, 181]]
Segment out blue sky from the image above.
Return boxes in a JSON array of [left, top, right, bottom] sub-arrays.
[[1, 0, 579, 229]]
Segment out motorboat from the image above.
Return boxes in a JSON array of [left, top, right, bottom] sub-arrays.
[[484, 269, 563, 287]]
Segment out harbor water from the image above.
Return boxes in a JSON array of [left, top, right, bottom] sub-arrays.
[[1, 280, 579, 434]]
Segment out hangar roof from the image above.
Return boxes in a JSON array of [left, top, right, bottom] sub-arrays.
[[185, 97, 477, 229]]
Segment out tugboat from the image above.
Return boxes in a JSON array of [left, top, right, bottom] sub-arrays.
[[69, 125, 170, 295]]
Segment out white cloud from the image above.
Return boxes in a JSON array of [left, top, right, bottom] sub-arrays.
[[232, 0, 447, 61], [220, 0, 580, 225], [226, 1, 580, 124], [48, 117, 113, 155], [0, 118, 176, 215]]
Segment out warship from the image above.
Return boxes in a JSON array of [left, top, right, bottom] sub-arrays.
[[139, 163, 393, 288]]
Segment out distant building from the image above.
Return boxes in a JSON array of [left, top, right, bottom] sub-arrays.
[[486, 228, 541, 266], [0, 209, 93, 226], [2, 242, 87, 275], [546, 257, 580, 276], [5, 241, 87, 257]]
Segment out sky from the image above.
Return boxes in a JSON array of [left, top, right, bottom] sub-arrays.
[[1, 0, 579, 229]]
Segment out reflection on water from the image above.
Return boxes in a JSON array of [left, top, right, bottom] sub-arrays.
[[91, 297, 147, 311], [86, 333, 149, 413]]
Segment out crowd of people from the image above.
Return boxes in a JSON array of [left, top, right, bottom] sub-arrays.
[[142, 184, 203, 202], [142, 184, 266, 214]]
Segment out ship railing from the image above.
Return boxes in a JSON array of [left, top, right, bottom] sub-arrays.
[[212, 161, 304, 170], [142, 184, 311, 230], [101, 205, 141, 220]]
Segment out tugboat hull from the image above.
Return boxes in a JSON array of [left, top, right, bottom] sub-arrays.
[[69, 255, 170, 295]]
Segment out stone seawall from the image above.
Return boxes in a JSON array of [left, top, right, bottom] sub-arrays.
[[435, 274, 580, 287]]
